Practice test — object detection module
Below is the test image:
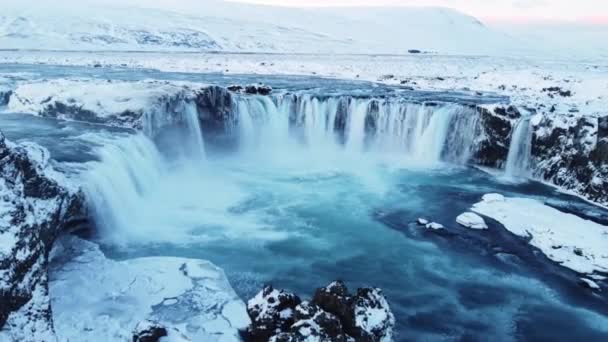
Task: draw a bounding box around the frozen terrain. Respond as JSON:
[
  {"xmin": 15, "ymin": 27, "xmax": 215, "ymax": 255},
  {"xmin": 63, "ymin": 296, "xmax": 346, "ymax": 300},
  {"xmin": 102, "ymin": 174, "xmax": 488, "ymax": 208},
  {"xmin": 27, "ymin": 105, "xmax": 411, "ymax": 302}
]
[
  {"xmin": 50, "ymin": 236, "xmax": 249, "ymax": 341},
  {"xmin": 1, "ymin": 1, "xmax": 608, "ymax": 341}
]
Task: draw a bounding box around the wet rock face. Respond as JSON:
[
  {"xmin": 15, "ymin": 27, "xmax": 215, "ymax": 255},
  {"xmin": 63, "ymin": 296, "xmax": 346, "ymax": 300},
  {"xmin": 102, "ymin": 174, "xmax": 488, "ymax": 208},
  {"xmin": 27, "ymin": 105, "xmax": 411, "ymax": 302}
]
[
  {"xmin": 0, "ymin": 132, "xmax": 86, "ymax": 340},
  {"xmin": 0, "ymin": 89, "xmax": 12, "ymax": 106},
  {"xmin": 532, "ymin": 113, "xmax": 608, "ymax": 205},
  {"xmin": 227, "ymin": 84, "xmax": 273, "ymax": 95},
  {"xmin": 472, "ymin": 106, "xmax": 514, "ymax": 167},
  {"xmin": 245, "ymin": 281, "xmax": 395, "ymax": 342},
  {"xmin": 194, "ymin": 86, "xmax": 235, "ymax": 134}
]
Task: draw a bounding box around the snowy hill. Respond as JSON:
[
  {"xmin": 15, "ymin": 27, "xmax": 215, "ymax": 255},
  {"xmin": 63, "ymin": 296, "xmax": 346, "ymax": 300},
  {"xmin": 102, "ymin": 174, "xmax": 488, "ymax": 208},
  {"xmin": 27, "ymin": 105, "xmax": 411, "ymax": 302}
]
[{"xmin": 0, "ymin": 0, "xmax": 529, "ymax": 55}]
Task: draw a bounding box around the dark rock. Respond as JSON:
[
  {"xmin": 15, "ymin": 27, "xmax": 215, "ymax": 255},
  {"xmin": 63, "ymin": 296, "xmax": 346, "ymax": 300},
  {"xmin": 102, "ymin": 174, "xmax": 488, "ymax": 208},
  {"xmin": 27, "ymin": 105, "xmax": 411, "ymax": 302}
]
[
  {"xmin": 531, "ymin": 113, "xmax": 608, "ymax": 204},
  {"xmin": 273, "ymin": 302, "xmax": 347, "ymax": 341},
  {"xmin": 408, "ymin": 49, "xmax": 422, "ymax": 54},
  {"xmin": 227, "ymin": 85, "xmax": 244, "ymax": 92},
  {"xmin": 132, "ymin": 320, "xmax": 168, "ymax": 342},
  {"xmin": 378, "ymin": 74, "xmax": 395, "ymax": 81},
  {"xmin": 542, "ymin": 86, "xmax": 572, "ymax": 97},
  {"xmin": 245, "ymin": 285, "xmax": 302, "ymax": 341},
  {"xmin": 472, "ymin": 106, "xmax": 514, "ymax": 167},
  {"xmin": 312, "ymin": 281, "xmax": 352, "ymax": 320},
  {"xmin": 194, "ymin": 86, "xmax": 234, "ymax": 134},
  {"xmin": 346, "ymin": 288, "xmax": 395, "ymax": 342},
  {"xmin": 245, "ymin": 281, "xmax": 394, "ymax": 342},
  {"xmin": 0, "ymin": 90, "xmax": 12, "ymax": 106}
]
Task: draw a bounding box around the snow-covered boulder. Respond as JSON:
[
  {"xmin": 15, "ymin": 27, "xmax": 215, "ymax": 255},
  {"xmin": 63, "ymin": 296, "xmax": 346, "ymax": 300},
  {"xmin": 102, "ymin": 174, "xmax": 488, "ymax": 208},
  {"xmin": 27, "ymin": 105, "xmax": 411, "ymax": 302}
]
[
  {"xmin": 246, "ymin": 281, "xmax": 395, "ymax": 342},
  {"xmin": 49, "ymin": 236, "xmax": 249, "ymax": 341},
  {"xmin": 132, "ymin": 320, "xmax": 168, "ymax": 342},
  {"xmin": 246, "ymin": 285, "xmax": 302, "ymax": 340},
  {"xmin": 425, "ymin": 222, "xmax": 445, "ymax": 230},
  {"xmin": 270, "ymin": 301, "xmax": 347, "ymax": 342},
  {"xmin": 456, "ymin": 212, "xmax": 488, "ymax": 230},
  {"xmin": 0, "ymin": 132, "xmax": 85, "ymax": 341}
]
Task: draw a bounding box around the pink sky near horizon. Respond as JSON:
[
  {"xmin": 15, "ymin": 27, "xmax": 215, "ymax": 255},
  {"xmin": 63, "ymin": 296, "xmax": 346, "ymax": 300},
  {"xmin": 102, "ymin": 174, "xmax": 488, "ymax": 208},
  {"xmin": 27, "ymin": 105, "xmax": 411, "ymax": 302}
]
[{"xmin": 233, "ymin": 0, "xmax": 608, "ymax": 23}]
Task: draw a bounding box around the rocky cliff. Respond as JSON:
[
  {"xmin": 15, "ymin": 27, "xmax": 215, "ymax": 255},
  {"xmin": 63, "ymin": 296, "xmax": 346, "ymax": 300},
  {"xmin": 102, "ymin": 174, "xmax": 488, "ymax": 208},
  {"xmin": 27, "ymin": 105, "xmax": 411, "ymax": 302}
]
[{"xmin": 0, "ymin": 132, "xmax": 85, "ymax": 341}]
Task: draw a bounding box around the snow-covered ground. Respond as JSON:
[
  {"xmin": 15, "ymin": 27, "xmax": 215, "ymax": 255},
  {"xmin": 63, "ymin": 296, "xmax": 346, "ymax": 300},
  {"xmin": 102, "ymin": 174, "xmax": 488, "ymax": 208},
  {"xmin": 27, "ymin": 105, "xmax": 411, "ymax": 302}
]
[
  {"xmin": 471, "ymin": 194, "xmax": 608, "ymax": 279},
  {"xmin": 2, "ymin": 51, "xmax": 605, "ymax": 119},
  {"xmin": 8, "ymin": 79, "xmax": 199, "ymax": 119}
]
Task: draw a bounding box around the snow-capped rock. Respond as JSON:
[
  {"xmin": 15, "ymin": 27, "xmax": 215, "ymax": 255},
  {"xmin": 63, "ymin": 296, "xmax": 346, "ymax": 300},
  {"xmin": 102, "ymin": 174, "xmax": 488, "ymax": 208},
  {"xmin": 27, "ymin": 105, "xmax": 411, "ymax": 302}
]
[
  {"xmin": 0, "ymin": 131, "xmax": 85, "ymax": 341},
  {"xmin": 425, "ymin": 222, "xmax": 445, "ymax": 230},
  {"xmin": 49, "ymin": 236, "xmax": 249, "ymax": 342},
  {"xmin": 417, "ymin": 218, "xmax": 429, "ymax": 225},
  {"xmin": 246, "ymin": 285, "xmax": 302, "ymax": 340},
  {"xmin": 247, "ymin": 281, "xmax": 394, "ymax": 342},
  {"xmin": 456, "ymin": 212, "xmax": 488, "ymax": 230},
  {"xmin": 132, "ymin": 320, "xmax": 168, "ymax": 342}
]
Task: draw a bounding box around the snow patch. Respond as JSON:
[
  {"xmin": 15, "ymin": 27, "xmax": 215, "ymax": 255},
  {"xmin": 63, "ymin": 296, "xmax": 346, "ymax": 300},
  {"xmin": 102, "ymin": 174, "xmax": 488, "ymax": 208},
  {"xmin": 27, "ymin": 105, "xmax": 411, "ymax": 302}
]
[
  {"xmin": 472, "ymin": 194, "xmax": 608, "ymax": 275},
  {"xmin": 456, "ymin": 212, "xmax": 488, "ymax": 230}
]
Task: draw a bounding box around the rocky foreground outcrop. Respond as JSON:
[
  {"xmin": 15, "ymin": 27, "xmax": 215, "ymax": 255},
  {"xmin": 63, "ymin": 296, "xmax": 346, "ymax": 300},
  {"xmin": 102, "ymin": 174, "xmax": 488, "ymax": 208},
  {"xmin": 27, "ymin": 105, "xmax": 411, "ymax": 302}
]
[
  {"xmin": 244, "ymin": 281, "xmax": 395, "ymax": 342},
  {"xmin": 0, "ymin": 132, "xmax": 85, "ymax": 341}
]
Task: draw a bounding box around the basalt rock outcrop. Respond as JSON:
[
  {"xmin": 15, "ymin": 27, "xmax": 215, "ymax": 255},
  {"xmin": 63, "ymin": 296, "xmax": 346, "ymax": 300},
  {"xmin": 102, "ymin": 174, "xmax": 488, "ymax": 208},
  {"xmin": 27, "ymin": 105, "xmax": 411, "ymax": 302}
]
[
  {"xmin": 531, "ymin": 112, "xmax": 608, "ymax": 204},
  {"xmin": 0, "ymin": 132, "xmax": 86, "ymax": 341},
  {"xmin": 244, "ymin": 281, "xmax": 395, "ymax": 342}
]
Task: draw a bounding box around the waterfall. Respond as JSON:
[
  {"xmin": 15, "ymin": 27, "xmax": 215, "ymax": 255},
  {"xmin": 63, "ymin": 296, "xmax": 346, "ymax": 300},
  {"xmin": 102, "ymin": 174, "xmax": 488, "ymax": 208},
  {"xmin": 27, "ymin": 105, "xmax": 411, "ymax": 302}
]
[
  {"xmin": 183, "ymin": 101, "xmax": 206, "ymax": 161},
  {"xmin": 346, "ymin": 100, "xmax": 369, "ymax": 153},
  {"xmin": 505, "ymin": 117, "xmax": 533, "ymax": 177},
  {"xmin": 84, "ymin": 133, "xmax": 165, "ymax": 237},
  {"xmin": 230, "ymin": 95, "xmax": 480, "ymax": 164}
]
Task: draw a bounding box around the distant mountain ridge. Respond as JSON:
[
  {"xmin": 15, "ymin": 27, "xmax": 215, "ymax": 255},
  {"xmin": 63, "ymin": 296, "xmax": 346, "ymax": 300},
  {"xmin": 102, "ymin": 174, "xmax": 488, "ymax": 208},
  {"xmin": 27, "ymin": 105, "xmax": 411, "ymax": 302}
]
[{"xmin": 0, "ymin": 1, "xmax": 531, "ymax": 55}]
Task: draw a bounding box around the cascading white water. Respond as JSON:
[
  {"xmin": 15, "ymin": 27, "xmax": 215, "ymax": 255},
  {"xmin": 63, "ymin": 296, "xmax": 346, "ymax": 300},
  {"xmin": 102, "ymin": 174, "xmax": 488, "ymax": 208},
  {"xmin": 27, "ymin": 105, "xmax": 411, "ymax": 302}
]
[
  {"xmin": 505, "ymin": 117, "xmax": 533, "ymax": 177},
  {"xmin": 183, "ymin": 101, "xmax": 206, "ymax": 161},
  {"xmin": 84, "ymin": 133, "xmax": 165, "ymax": 236},
  {"xmin": 346, "ymin": 100, "xmax": 369, "ymax": 153},
  {"xmin": 231, "ymin": 95, "xmax": 479, "ymax": 164}
]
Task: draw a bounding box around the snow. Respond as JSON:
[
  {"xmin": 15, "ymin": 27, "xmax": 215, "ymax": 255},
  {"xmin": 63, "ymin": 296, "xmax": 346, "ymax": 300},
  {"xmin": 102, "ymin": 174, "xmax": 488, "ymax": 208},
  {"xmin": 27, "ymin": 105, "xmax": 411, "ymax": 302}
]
[
  {"xmin": 49, "ymin": 236, "xmax": 250, "ymax": 342},
  {"xmin": 471, "ymin": 194, "xmax": 608, "ymax": 275},
  {"xmin": 2, "ymin": 51, "xmax": 605, "ymax": 122},
  {"xmin": 456, "ymin": 212, "xmax": 488, "ymax": 230},
  {"xmin": 425, "ymin": 222, "xmax": 445, "ymax": 230},
  {"xmin": 417, "ymin": 218, "xmax": 429, "ymax": 225},
  {"xmin": 581, "ymin": 278, "xmax": 600, "ymax": 290},
  {"xmin": 8, "ymin": 79, "xmax": 198, "ymax": 119}
]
